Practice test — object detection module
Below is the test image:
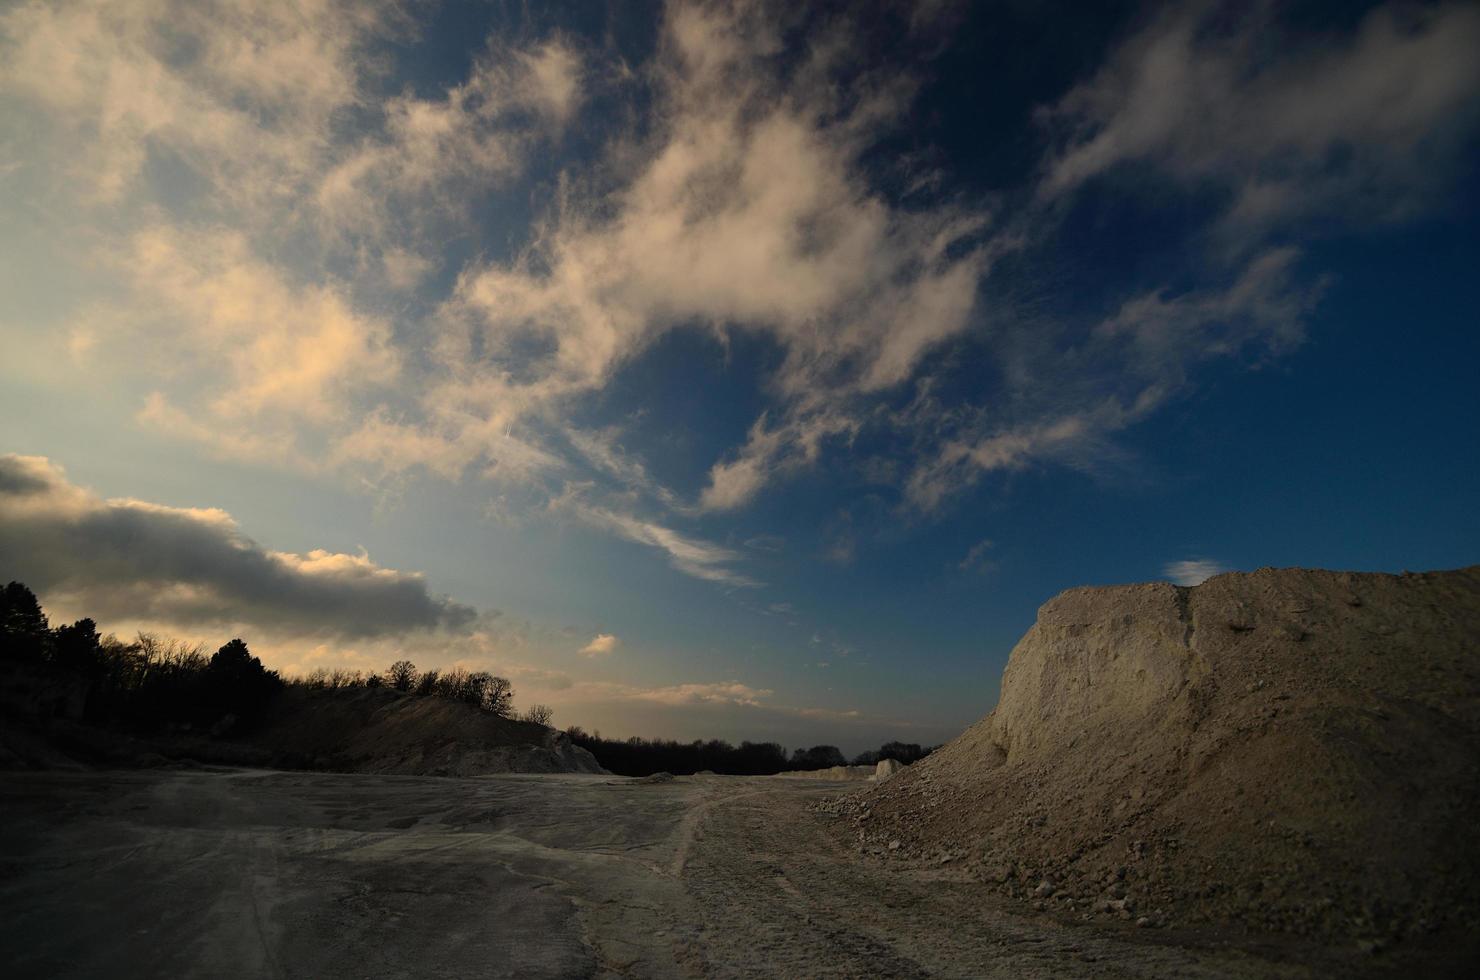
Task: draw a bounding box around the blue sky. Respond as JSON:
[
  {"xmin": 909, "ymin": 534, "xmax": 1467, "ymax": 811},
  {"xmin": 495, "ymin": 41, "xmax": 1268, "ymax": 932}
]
[{"xmin": 2, "ymin": 0, "xmax": 1478, "ymax": 752}]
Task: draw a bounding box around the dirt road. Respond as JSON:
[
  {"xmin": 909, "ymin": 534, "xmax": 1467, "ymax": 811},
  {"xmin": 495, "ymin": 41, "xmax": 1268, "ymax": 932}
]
[{"xmin": 0, "ymin": 769, "xmax": 1418, "ymax": 978}]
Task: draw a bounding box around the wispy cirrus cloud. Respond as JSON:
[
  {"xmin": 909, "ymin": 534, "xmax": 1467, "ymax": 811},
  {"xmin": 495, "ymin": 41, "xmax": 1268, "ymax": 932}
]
[
  {"xmin": 1039, "ymin": 2, "xmax": 1480, "ymax": 233},
  {"xmin": 555, "ymin": 493, "xmax": 761, "ymax": 589}
]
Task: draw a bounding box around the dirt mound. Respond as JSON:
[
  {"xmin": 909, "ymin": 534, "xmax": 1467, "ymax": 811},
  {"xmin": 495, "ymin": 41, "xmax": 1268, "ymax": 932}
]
[
  {"xmin": 874, "ymin": 758, "xmax": 903, "ymax": 781},
  {"xmin": 253, "ymin": 687, "xmax": 606, "ymax": 776},
  {"xmin": 832, "ymin": 566, "xmax": 1480, "ymax": 947}
]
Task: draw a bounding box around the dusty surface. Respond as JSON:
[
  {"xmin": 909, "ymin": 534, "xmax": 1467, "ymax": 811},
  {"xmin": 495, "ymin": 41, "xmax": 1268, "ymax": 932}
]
[
  {"xmin": 844, "ymin": 566, "xmax": 1480, "ymax": 953},
  {"xmin": 0, "ymin": 768, "xmax": 1442, "ymax": 978}
]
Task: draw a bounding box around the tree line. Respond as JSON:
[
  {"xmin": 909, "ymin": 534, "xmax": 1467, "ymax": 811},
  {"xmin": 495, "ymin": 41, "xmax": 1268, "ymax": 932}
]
[
  {"xmin": 3, "ymin": 580, "xmax": 931, "ymax": 774},
  {"xmin": 0, "ymin": 581, "xmax": 550, "ymax": 734},
  {"xmin": 296, "ymin": 657, "xmax": 554, "ymax": 726},
  {"xmin": 1, "ymin": 581, "xmax": 281, "ymax": 732},
  {"xmin": 562, "ymin": 728, "xmax": 938, "ymax": 777}
]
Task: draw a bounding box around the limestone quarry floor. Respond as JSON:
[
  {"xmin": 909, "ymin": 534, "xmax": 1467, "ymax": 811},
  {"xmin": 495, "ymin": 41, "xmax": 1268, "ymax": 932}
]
[{"xmin": 0, "ymin": 769, "xmax": 1420, "ymax": 978}]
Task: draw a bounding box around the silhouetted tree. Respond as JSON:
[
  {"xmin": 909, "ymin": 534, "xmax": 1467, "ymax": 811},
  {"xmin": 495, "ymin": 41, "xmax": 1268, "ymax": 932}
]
[
  {"xmin": 0, "ymin": 581, "xmax": 50, "ymax": 660},
  {"xmin": 52, "ymin": 618, "xmax": 101, "ymax": 672},
  {"xmin": 436, "ymin": 667, "xmax": 471, "ymax": 700},
  {"xmin": 522, "ymin": 703, "xmax": 554, "ymax": 726},
  {"xmin": 564, "ymin": 731, "xmax": 793, "ymax": 777},
  {"xmin": 481, "ymin": 675, "xmax": 514, "ymax": 717},
  {"xmin": 204, "ymin": 638, "xmax": 281, "ymax": 723},
  {"xmin": 461, "ymin": 670, "xmax": 488, "ymax": 706},
  {"xmin": 387, "ymin": 660, "xmax": 417, "ymax": 691},
  {"xmin": 790, "ymin": 744, "xmax": 847, "ymax": 770},
  {"xmin": 414, "ymin": 668, "xmax": 439, "ymax": 695}
]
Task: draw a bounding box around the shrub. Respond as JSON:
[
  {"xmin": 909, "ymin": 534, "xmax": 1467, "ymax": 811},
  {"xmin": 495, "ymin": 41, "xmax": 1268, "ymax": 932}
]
[{"xmin": 522, "ymin": 703, "xmax": 554, "ymax": 726}]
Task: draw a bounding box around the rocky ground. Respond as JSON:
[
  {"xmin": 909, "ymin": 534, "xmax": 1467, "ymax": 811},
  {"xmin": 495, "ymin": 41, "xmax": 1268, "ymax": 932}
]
[{"xmin": 2, "ymin": 767, "xmax": 1464, "ymax": 978}]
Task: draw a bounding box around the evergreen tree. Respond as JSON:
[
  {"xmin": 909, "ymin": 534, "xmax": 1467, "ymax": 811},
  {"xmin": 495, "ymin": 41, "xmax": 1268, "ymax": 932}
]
[{"xmin": 0, "ymin": 581, "xmax": 51, "ymax": 660}]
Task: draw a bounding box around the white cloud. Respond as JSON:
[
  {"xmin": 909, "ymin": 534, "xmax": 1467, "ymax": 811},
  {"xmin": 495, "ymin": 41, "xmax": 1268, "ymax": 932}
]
[
  {"xmin": 0, "ymin": 0, "xmax": 384, "ymax": 207},
  {"xmin": 356, "ymin": 0, "xmax": 997, "ymax": 509},
  {"xmin": 579, "ymin": 633, "xmax": 619, "ymax": 657},
  {"xmin": 1164, "ymin": 559, "xmax": 1228, "ymax": 587},
  {"xmin": 1, "ymin": 0, "xmax": 587, "ymax": 480},
  {"xmin": 123, "ymin": 223, "xmax": 396, "ymax": 413},
  {"xmin": 699, "ymin": 410, "xmax": 859, "ymax": 512}
]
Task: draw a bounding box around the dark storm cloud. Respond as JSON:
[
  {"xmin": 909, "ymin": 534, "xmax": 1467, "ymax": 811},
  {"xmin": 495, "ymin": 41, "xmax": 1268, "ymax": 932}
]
[{"xmin": 0, "ymin": 455, "xmax": 476, "ymax": 637}]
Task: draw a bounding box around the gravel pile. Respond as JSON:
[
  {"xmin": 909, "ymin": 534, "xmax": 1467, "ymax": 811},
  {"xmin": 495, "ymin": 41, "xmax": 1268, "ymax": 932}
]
[{"xmin": 825, "ymin": 566, "xmax": 1480, "ymax": 950}]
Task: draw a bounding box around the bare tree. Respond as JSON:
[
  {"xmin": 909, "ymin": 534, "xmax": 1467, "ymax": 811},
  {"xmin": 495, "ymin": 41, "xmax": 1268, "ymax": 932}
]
[
  {"xmin": 522, "ymin": 703, "xmax": 554, "ymax": 726},
  {"xmin": 481, "ymin": 675, "xmax": 514, "ymax": 717},
  {"xmin": 436, "ymin": 667, "xmax": 470, "ymax": 700},
  {"xmin": 387, "ymin": 660, "xmax": 417, "ymax": 691}
]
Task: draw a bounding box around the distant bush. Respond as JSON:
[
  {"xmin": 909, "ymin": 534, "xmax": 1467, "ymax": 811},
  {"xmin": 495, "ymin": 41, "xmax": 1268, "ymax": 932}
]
[
  {"xmin": 564, "ymin": 731, "xmax": 941, "ymax": 778},
  {"xmin": 565, "ymin": 731, "xmax": 790, "ymax": 777},
  {"xmin": 790, "ymin": 744, "xmax": 847, "ymax": 770},
  {"xmin": 522, "ymin": 703, "xmax": 554, "ymax": 726}
]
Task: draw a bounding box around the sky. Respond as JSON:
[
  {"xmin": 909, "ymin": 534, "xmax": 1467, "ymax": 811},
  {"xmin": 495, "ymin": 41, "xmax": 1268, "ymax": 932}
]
[{"xmin": 2, "ymin": 0, "xmax": 1478, "ymax": 754}]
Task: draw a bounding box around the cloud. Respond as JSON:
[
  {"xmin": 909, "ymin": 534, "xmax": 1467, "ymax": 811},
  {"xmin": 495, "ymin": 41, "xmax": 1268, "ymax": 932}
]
[
  {"xmin": 623, "ymin": 680, "xmax": 772, "ymax": 708},
  {"xmin": 314, "ymin": 37, "xmax": 584, "ymax": 242},
  {"xmin": 0, "ymin": 0, "xmax": 578, "ymax": 237},
  {"xmin": 552, "ymin": 488, "xmax": 760, "ymax": 588},
  {"xmin": 699, "ymin": 410, "xmax": 859, "ymax": 512},
  {"xmin": 1164, "ymin": 559, "xmax": 1228, "ymax": 587},
  {"xmin": 0, "ymin": 455, "xmax": 475, "ymax": 638},
  {"xmin": 1040, "ymin": 2, "xmax": 1480, "ymax": 234},
  {"xmin": 904, "ymin": 248, "xmax": 1324, "ymax": 511},
  {"xmin": 361, "ymin": 0, "xmax": 995, "ymax": 508},
  {"xmin": 0, "ymin": 0, "xmax": 387, "ymax": 207},
  {"xmin": 6, "ymin": 0, "xmax": 1479, "ymax": 577},
  {"xmin": 579, "ymin": 633, "xmax": 619, "ymax": 657},
  {"xmin": 102, "ymin": 226, "xmax": 399, "ymax": 460},
  {"xmin": 562, "ymin": 427, "xmax": 681, "ymax": 510},
  {"xmin": 1, "ymin": 0, "xmax": 585, "ymax": 476},
  {"xmin": 958, "ymin": 539, "xmax": 994, "ymax": 572}
]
